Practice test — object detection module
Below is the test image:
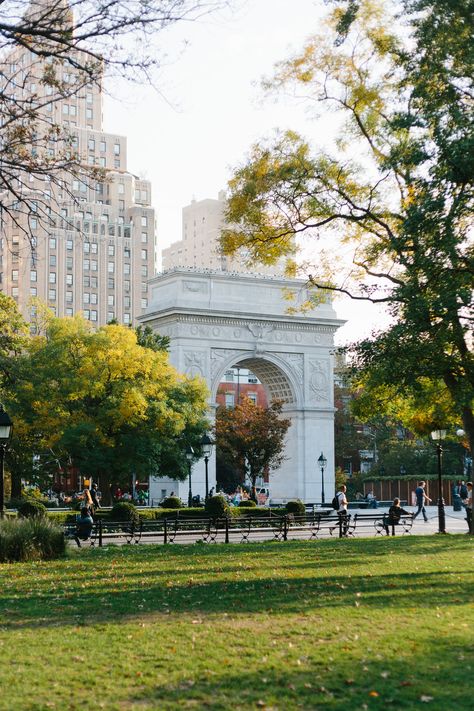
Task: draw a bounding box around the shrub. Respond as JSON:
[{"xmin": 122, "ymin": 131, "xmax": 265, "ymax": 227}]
[
  {"xmin": 17, "ymin": 499, "xmax": 47, "ymax": 519},
  {"xmin": 110, "ymin": 501, "xmax": 139, "ymax": 523},
  {"xmin": 161, "ymin": 496, "xmax": 182, "ymax": 509},
  {"xmin": 286, "ymin": 499, "xmax": 305, "ymax": 516},
  {"xmin": 205, "ymin": 495, "xmax": 230, "ymax": 519},
  {"xmin": 238, "ymin": 499, "xmax": 257, "ymax": 508},
  {"xmin": 0, "ymin": 518, "xmax": 65, "ymax": 563}
]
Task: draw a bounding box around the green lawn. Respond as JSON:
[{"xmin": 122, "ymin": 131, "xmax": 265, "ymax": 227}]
[{"xmin": 0, "ymin": 536, "xmax": 472, "ymax": 710}]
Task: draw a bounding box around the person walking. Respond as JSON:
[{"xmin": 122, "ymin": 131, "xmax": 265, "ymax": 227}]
[
  {"xmin": 464, "ymin": 482, "xmax": 472, "ymax": 534},
  {"xmin": 413, "ymin": 481, "xmax": 431, "ymax": 522},
  {"xmin": 90, "ymin": 483, "xmax": 101, "ymax": 511}
]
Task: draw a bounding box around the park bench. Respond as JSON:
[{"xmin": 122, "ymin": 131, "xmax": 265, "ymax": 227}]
[
  {"xmin": 347, "ymin": 512, "xmax": 413, "ymax": 537},
  {"xmin": 65, "ymin": 518, "xmax": 142, "ymax": 546}
]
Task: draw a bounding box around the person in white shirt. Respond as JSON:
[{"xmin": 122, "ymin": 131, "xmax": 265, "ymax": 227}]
[{"xmin": 337, "ymin": 485, "xmax": 349, "ymax": 534}]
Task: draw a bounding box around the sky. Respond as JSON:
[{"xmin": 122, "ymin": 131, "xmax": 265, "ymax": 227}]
[{"xmin": 104, "ymin": 0, "xmax": 387, "ymax": 345}]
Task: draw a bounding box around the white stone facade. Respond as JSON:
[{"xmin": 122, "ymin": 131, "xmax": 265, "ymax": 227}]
[{"xmin": 141, "ymin": 268, "xmax": 344, "ymax": 503}]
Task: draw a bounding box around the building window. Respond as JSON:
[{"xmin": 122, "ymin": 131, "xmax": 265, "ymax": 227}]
[
  {"xmin": 248, "ymin": 393, "xmax": 258, "ymax": 404},
  {"xmin": 49, "ymin": 236, "xmax": 56, "ymax": 249},
  {"xmin": 141, "ymin": 249, "xmax": 147, "ymax": 260},
  {"xmin": 91, "ymin": 243, "xmax": 98, "ymax": 254},
  {"xmin": 90, "ymin": 293, "xmax": 98, "ymax": 305},
  {"xmin": 124, "ymin": 263, "xmax": 130, "ymax": 274},
  {"xmin": 119, "ymin": 200, "xmax": 125, "ymax": 211},
  {"xmin": 107, "ymin": 312, "xmax": 114, "ymax": 322},
  {"xmin": 124, "ymin": 296, "xmax": 131, "ymax": 308},
  {"xmin": 124, "ymin": 280, "xmax": 130, "ymax": 291},
  {"xmin": 30, "ymin": 270, "xmax": 37, "ymax": 282},
  {"xmin": 66, "ymin": 257, "xmax": 73, "ymax": 269},
  {"xmin": 31, "ymin": 217, "xmax": 38, "ymax": 229},
  {"xmin": 114, "ymin": 143, "xmax": 120, "ymax": 155},
  {"xmin": 66, "ymin": 274, "xmax": 73, "ymax": 286},
  {"xmin": 141, "ymin": 216, "xmax": 147, "ymax": 227},
  {"xmin": 108, "ymin": 295, "xmax": 114, "ymax": 306},
  {"xmin": 141, "ymin": 298, "xmax": 148, "ymax": 309},
  {"xmin": 225, "ymin": 393, "xmax": 235, "ymax": 408},
  {"xmin": 49, "ymin": 272, "xmax": 56, "ymax": 284},
  {"xmin": 88, "ymin": 138, "xmax": 95, "ymax": 151},
  {"xmin": 91, "ymin": 276, "xmax": 97, "ymax": 288},
  {"xmin": 48, "ymin": 289, "xmax": 56, "ymax": 301},
  {"xmin": 118, "ymin": 183, "xmax": 124, "ymax": 194},
  {"xmin": 12, "ymin": 287, "xmax": 19, "ymax": 298},
  {"xmin": 86, "ymin": 108, "xmax": 93, "ymax": 119},
  {"xmin": 99, "ymin": 141, "xmax": 106, "ymax": 152},
  {"xmin": 30, "ymin": 287, "xmax": 37, "ymax": 296},
  {"xmin": 66, "ymin": 291, "xmax": 73, "ymax": 303},
  {"xmin": 123, "ymin": 313, "xmax": 131, "ymax": 324},
  {"xmin": 83, "ymin": 259, "xmax": 90, "ymax": 270},
  {"xmin": 114, "ymin": 159, "xmax": 120, "ymax": 168},
  {"xmin": 108, "ymin": 277, "xmax": 115, "ymax": 289},
  {"xmin": 66, "ymin": 308, "xmax": 73, "ymax": 317},
  {"xmin": 84, "ymin": 309, "xmax": 90, "ymax": 320},
  {"xmin": 141, "ymin": 282, "xmax": 147, "ymax": 292},
  {"xmin": 49, "ymin": 255, "xmax": 56, "ymax": 266},
  {"xmin": 141, "ymin": 265, "xmax": 148, "ymax": 277},
  {"xmin": 83, "ymin": 293, "xmax": 90, "ymax": 304},
  {"xmin": 91, "ymin": 260, "xmax": 97, "ymax": 271},
  {"xmin": 66, "ymin": 239, "xmax": 73, "ymax": 250},
  {"xmin": 84, "ymin": 242, "xmax": 90, "ymax": 253},
  {"xmin": 91, "ymin": 310, "xmax": 97, "ymax": 322},
  {"xmin": 108, "ymin": 245, "xmax": 115, "ymax": 256},
  {"xmin": 141, "ymin": 232, "xmax": 148, "ymax": 243}
]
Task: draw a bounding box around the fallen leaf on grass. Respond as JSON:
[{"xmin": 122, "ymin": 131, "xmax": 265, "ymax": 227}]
[
  {"xmin": 369, "ymin": 690, "xmax": 379, "ymax": 697},
  {"xmin": 420, "ymin": 696, "xmax": 434, "ymax": 703}
]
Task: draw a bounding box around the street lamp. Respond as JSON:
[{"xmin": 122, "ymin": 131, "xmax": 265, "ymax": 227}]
[
  {"xmin": 431, "ymin": 429, "xmax": 447, "ymax": 534},
  {"xmin": 0, "ymin": 406, "xmax": 13, "ymax": 519},
  {"xmin": 185, "ymin": 445, "xmax": 194, "ymax": 508},
  {"xmin": 318, "ymin": 451, "xmax": 327, "ymax": 505},
  {"xmin": 200, "ymin": 433, "xmax": 214, "ymax": 502}
]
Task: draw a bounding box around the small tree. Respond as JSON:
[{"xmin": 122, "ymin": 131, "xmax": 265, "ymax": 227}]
[{"xmin": 215, "ymin": 399, "xmax": 291, "ymax": 496}]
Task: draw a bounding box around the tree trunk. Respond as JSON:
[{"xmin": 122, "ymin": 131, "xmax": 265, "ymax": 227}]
[{"xmin": 99, "ymin": 470, "xmax": 113, "ymax": 506}]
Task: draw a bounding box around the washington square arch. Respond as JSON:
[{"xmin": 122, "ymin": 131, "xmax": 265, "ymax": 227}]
[{"xmin": 140, "ymin": 268, "xmax": 344, "ymax": 504}]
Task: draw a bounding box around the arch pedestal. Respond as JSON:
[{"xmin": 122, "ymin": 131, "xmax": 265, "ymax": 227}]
[{"xmin": 140, "ymin": 269, "xmax": 344, "ymax": 504}]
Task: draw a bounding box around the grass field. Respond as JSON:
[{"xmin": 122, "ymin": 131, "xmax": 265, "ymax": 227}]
[{"xmin": 0, "ymin": 536, "xmax": 472, "ymax": 710}]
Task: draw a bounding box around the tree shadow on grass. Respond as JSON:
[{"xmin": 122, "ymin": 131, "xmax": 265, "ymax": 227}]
[
  {"xmin": 124, "ymin": 635, "xmax": 471, "ymax": 710},
  {"xmin": 0, "ymin": 563, "xmax": 471, "ymax": 631}
]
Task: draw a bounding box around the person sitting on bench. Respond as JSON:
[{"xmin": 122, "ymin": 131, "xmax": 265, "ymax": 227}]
[
  {"xmin": 74, "ymin": 507, "xmax": 94, "ymax": 547},
  {"xmin": 383, "ymin": 498, "xmax": 413, "ymax": 535}
]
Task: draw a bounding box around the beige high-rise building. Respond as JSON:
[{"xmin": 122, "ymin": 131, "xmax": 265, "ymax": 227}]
[
  {"xmin": 162, "ymin": 191, "xmax": 235, "ymax": 272},
  {"xmin": 161, "ymin": 191, "xmax": 280, "ymax": 275},
  {"xmin": 0, "ymin": 14, "xmax": 155, "ymax": 328}
]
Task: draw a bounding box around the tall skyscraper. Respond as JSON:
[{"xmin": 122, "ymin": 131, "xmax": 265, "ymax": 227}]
[
  {"xmin": 161, "ymin": 190, "xmax": 284, "ymax": 276},
  {"xmin": 0, "ymin": 3, "xmax": 155, "ymax": 328}
]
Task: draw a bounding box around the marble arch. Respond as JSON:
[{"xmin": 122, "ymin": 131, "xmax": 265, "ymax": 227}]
[{"xmin": 140, "ymin": 268, "xmax": 344, "ymax": 504}]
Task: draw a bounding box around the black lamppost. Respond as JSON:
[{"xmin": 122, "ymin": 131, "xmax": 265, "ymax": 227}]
[
  {"xmin": 200, "ymin": 434, "xmax": 213, "ymax": 502},
  {"xmin": 318, "ymin": 451, "xmax": 327, "ymax": 505},
  {"xmin": 0, "ymin": 406, "xmax": 13, "ymax": 519},
  {"xmin": 431, "ymin": 429, "xmax": 447, "ymax": 534},
  {"xmin": 186, "ymin": 446, "xmax": 194, "ymax": 508}
]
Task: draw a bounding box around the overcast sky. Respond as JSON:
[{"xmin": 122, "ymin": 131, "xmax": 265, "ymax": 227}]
[{"xmin": 104, "ymin": 0, "xmax": 387, "ymax": 344}]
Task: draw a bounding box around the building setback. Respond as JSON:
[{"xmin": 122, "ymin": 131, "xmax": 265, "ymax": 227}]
[{"xmin": 0, "ymin": 26, "xmax": 155, "ymax": 327}]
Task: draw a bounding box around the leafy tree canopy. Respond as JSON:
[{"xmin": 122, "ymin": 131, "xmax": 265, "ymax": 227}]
[
  {"xmin": 214, "ymin": 398, "xmax": 291, "ymax": 489},
  {"xmin": 2, "ymin": 312, "xmax": 209, "ymax": 499},
  {"xmin": 221, "ymin": 0, "xmax": 473, "ymax": 452}
]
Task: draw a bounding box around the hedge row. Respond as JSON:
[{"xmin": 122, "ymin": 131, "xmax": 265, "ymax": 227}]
[{"xmin": 46, "ymin": 505, "xmax": 286, "ymax": 524}]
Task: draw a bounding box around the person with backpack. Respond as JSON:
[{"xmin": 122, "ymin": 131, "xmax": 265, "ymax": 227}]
[
  {"xmin": 413, "ymin": 481, "xmax": 431, "ymax": 522},
  {"xmin": 333, "ymin": 484, "xmax": 349, "ymax": 535}
]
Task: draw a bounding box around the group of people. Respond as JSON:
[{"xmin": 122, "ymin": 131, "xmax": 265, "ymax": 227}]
[{"xmin": 334, "ymin": 479, "xmax": 473, "ymax": 535}]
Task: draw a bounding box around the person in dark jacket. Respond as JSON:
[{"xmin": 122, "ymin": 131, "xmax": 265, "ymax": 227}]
[
  {"xmin": 90, "ymin": 483, "xmax": 101, "ymax": 510},
  {"xmin": 74, "ymin": 507, "xmax": 94, "ymax": 547},
  {"xmin": 384, "ymin": 498, "xmax": 413, "ymax": 535}
]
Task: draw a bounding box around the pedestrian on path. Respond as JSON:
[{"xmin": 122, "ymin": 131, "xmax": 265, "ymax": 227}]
[
  {"xmin": 413, "ymin": 481, "xmax": 431, "ymax": 522},
  {"xmin": 464, "ymin": 482, "xmax": 472, "ymax": 534},
  {"xmin": 336, "ymin": 484, "xmax": 349, "ymax": 535}
]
